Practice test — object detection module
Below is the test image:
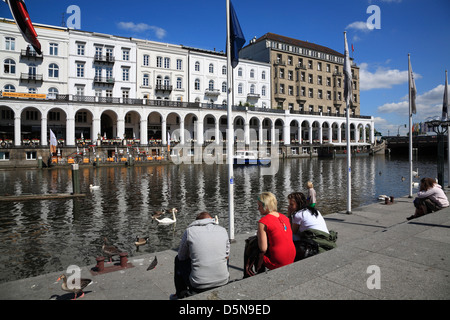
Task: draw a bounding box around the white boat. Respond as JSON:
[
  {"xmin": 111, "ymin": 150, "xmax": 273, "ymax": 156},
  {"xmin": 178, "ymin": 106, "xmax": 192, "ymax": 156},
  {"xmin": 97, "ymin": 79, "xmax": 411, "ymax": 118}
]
[{"xmin": 233, "ymin": 150, "xmax": 270, "ymax": 165}]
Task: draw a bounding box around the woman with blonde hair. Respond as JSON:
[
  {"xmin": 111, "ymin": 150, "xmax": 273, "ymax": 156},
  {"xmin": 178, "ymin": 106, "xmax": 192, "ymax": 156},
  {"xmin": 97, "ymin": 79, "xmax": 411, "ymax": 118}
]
[{"xmin": 255, "ymin": 192, "xmax": 296, "ymax": 271}]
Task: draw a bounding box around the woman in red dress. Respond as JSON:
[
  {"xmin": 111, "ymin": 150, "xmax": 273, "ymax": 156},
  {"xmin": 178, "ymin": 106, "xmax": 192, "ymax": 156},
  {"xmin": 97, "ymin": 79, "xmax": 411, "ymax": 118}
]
[{"xmin": 257, "ymin": 192, "xmax": 296, "ymax": 270}]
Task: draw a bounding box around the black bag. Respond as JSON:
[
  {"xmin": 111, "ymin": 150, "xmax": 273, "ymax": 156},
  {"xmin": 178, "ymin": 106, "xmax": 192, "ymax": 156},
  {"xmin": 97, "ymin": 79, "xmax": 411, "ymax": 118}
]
[
  {"xmin": 243, "ymin": 236, "xmax": 265, "ymax": 278},
  {"xmin": 293, "ymin": 238, "xmax": 319, "ymax": 261}
]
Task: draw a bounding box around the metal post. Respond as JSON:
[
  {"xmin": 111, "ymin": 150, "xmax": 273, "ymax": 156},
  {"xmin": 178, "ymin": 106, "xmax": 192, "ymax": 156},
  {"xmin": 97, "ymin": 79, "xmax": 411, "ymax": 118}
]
[{"xmin": 72, "ymin": 163, "xmax": 80, "ymax": 194}]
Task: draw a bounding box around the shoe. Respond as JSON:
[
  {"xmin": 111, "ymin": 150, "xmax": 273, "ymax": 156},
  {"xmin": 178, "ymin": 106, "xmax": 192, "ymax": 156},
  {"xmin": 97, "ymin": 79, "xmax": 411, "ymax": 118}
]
[
  {"xmin": 169, "ymin": 294, "xmax": 178, "ymax": 300},
  {"xmin": 406, "ymin": 215, "xmax": 415, "ymax": 221}
]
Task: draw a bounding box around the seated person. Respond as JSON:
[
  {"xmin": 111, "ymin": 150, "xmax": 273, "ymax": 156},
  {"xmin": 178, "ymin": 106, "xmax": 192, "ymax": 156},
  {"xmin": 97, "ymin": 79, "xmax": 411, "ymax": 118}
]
[
  {"xmin": 287, "ymin": 192, "xmax": 337, "ymax": 259},
  {"xmin": 408, "ymin": 177, "xmax": 449, "ymax": 220},
  {"xmin": 256, "ymin": 192, "xmax": 296, "ymax": 272},
  {"xmin": 171, "ymin": 212, "xmax": 230, "ymax": 299}
]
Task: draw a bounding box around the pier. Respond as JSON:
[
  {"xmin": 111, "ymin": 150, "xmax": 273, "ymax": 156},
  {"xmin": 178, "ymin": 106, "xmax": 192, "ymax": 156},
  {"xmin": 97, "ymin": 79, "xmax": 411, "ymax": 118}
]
[{"xmin": 0, "ymin": 190, "xmax": 448, "ymax": 301}]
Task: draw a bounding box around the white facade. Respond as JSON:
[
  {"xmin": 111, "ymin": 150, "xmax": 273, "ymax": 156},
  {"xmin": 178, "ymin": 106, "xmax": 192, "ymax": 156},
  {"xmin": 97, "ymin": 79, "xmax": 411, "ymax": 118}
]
[
  {"xmin": 134, "ymin": 38, "xmax": 187, "ymax": 102},
  {"xmin": 68, "ymin": 29, "xmax": 137, "ymax": 99},
  {"xmin": 186, "ymin": 47, "xmax": 271, "ymax": 109},
  {"xmin": 0, "ymin": 18, "xmax": 69, "ymax": 97}
]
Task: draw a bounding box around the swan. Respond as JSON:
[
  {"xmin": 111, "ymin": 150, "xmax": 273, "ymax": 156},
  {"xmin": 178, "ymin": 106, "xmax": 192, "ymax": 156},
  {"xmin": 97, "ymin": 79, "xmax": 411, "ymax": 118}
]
[
  {"xmin": 378, "ymin": 195, "xmax": 389, "ymax": 201},
  {"xmin": 89, "ymin": 184, "xmax": 100, "ymax": 190},
  {"xmin": 155, "ymin": 208, "xmax": 177, "ymax": 225}
]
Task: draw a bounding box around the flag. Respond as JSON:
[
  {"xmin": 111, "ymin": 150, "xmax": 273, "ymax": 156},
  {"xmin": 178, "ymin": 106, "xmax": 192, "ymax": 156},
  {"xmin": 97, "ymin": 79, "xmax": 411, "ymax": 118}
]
[
  {"xmin": 408, "ymin": 55, "xmax": 417, "ymax": 114},
  {"xmin": 351, "ymin": 44, "xmax": 354, "ymax": 53},
  {"xmin": 443, "ymin": 70, "xmax": 448, "ymax": 120},
  {"xmin": 343, "ymin": 32, "xmax": 353, "ymax": 109},
  {"xmin": 50, "ymin": 129, "xmax": 57, "ymax": 154},
  {"xmin": 5, "ymin": 0, "xmax": 41, "ymax": 54},
  {"xmin": 229, "ymin": 1, "xmax": 245, "ymax": 68}
]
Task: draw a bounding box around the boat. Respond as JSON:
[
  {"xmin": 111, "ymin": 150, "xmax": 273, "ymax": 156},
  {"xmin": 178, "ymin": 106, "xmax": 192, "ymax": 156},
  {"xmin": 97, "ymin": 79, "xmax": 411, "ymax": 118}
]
[{"xmin": 233, "ymin": 150, "xmax": 270, "ymax": 165}]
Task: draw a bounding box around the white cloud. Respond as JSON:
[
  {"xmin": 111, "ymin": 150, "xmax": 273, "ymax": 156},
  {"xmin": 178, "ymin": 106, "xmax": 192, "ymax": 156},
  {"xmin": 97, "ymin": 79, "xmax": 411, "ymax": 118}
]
[
  {"xmin": 346, "ymin": 21, "xmax": 371, "ymax": 33},
  {"xmin": 117, "ymin": 22, "xmax": 167, "ymax": 39},
  {"xmin": 359, "ymin": 62, "xmax": 419, "ymax": 91},
  {"xmin": 377, "ymin": 84, "xmax": 448, "ymax": 121}
]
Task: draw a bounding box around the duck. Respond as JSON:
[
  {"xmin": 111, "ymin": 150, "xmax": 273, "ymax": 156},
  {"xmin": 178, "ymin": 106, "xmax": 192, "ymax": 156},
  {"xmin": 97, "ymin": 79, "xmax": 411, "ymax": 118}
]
[
  {"xmin": 89, "ymin": 184, "xmax": 100, "ymax": 190},
  {"xmin": 155, "ymin": 208, "xmax": 177, "ymax": 225},
  {"xmin": 152, "ymin": 209, "xmax": 166, "ymax": 219},
  {"xmin": 57, "ymin": 274, "xmax": 92, "ymax": 300},
  {"xmin": 102, "ymin": 237, "xmax": 121, "ymax": 262},
  {"xmin": 412, "ymin": 168, "xmax": 419, "ymax": 178},
  {"xmin": 135, "ymin": 236, "xmax": 149, "ymax": 252},
  {"xmin": 412, "ymin": 182, "xmax": 419, "ymax": 188}
]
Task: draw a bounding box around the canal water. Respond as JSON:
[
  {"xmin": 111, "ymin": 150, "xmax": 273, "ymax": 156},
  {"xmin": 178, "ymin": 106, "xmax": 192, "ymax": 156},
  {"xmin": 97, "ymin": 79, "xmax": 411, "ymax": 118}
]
[{"xmin": 0, "ymin": 154, "xmax": 445, "ymax": 283}]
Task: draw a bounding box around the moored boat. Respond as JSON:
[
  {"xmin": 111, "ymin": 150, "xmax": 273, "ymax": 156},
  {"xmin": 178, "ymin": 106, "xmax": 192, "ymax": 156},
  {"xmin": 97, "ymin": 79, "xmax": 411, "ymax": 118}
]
[{"xmin": 233, "ymin": 150, "xmax": 270, "ymax": 165}]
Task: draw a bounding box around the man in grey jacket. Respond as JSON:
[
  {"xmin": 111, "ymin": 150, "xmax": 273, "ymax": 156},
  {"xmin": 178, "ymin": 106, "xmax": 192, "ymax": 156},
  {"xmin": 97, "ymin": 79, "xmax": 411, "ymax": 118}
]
[{"xmin": 171, "ymin": 211, "xmax": 230, "ymax": 299}]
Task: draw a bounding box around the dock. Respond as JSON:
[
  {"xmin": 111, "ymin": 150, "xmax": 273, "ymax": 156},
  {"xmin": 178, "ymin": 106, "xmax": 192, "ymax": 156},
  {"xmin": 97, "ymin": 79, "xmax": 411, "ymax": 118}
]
[
  {"xmin": 0, "ymin": 193, "xmax": 86, "ymax": 202},
  {"xmin": 0, "ymin": 190, "xmax": 449, "ymax": 303}
]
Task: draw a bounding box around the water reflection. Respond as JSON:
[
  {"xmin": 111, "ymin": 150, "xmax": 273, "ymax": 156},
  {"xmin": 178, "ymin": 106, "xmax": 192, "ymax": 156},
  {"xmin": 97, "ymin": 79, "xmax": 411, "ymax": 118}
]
[{"xmin": 0, "ymin": 155, "xmax": 444, "ymax": 283}]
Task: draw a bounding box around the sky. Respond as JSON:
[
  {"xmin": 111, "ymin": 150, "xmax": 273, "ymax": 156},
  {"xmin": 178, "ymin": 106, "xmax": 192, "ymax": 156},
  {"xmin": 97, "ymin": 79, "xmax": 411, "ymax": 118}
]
[{"xmin": 1, "ymin": 0, "xmax": 449, "ymax": 136}]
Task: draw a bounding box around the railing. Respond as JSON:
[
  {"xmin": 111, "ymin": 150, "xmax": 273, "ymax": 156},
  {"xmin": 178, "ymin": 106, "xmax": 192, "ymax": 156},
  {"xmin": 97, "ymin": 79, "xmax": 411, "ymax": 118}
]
[
  {"xmin": 94, "ymin": 76, "xmax": 115, "ymax": 85},
  {"xmin": 20, "ymin": 73, "xmax": 43, "ymax": 82},
  {"xmin": 0, "ymin": 93, "xmax": 372, "ymax": 119},
  {"xmin": 20, "ymin": 49, "xmax": 43, "ymax": 59},
  {"xmin": 94, "ymin": 55, "xmax": 115, "ymax": 63}
]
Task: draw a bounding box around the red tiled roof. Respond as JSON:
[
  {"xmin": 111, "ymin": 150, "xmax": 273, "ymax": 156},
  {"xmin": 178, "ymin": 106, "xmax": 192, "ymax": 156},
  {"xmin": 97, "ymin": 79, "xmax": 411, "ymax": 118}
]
[{"xmin": 250, "ymin": 32, "xmax": 344, "ymax": 58}]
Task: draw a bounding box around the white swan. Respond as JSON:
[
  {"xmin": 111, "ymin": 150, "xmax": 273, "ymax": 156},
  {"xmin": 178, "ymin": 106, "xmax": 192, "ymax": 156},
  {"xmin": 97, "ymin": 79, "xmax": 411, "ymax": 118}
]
[
  {"xmin": 155, "ymin": 208, "xmax": 177, "ymax": 225},
  {"xmin": 89, "ymin": 184, "xmax": 100, "ymax": 190}
]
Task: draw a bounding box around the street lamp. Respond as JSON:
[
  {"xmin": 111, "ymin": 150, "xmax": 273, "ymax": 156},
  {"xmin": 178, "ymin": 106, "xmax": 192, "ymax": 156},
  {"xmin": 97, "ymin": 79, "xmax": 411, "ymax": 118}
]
[
  {"xmin": 397, "ymin": 124, "xmax": 406, "ymax": 136},
  {"xmin": 425, "ymin": 117, "xmax": 450, "ymax": 188}
]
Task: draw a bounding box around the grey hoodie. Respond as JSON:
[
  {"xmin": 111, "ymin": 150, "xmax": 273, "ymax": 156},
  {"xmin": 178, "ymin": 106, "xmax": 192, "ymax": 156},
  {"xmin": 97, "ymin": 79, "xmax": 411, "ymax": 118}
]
[{"xmin": 178, "ymin": 218, "xmax": 230, "ymax": 289}]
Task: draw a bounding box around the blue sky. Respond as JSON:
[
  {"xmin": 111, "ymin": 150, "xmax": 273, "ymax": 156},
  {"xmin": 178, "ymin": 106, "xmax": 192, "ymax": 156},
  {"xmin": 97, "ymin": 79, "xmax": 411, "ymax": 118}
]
[{"xmin": 2, "ymin": 0, "xmax": 449, "ymax": 136}]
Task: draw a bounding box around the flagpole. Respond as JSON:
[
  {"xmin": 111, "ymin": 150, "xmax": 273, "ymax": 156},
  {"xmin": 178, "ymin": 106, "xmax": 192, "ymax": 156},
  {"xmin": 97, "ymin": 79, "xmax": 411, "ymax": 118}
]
[
  {"xmin": 226, "ymin": 0, "xmax": 235, "ymax": 241},
  {"xmin": 444, "ymin": 70, "xmax": 450, "ymax": 188},
  {"xmin": 408, "ymin": 54, "xmax": 413, "ymax": 197},
  {"xmin": 344, "ymin": 32, "xmax": 352, "ymax": 214}
]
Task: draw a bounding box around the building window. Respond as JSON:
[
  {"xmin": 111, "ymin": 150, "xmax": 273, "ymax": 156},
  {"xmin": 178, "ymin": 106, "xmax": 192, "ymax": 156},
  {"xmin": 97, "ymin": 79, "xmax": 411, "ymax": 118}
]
[
  {"xmin": 176, "ymin": 77, "xmax": 182, "ymax": 89},
  {"xmin": 288, "ymin": 86, "xmax": 293, "ymax": 95},
  {"xmin": 262, "ymin": 71, "xmax": 266, "ymax": 80},
  {"xmin": 317, "ymin": 62, "xmax": 322, "ymax": 71},
  {"xmin": 5, "ymin": 37, "xmax": 15, "ymax": 51},
  {"xmin": 143, "ymin": 54, "xmax": 149, "ymax": 66},
  {"xmin": 48, "ymin": 63, "xmax": 59, "ymax": 78},
  {"xmin": 262, "ymin": 85, "xmax": 266, "ymax": 96},
  {"xmin": 222, "ymin": 82, "xmax": 227, "ymax": 93},
  {"xmin": 77, "ymin": 43, "xmax": 85, "ymax": 55},
  {"xmin": 194, "ymin": 79, "xmax": 200, "ymax": 91},
  {"xmin": 157, "ymin": 56, "xmax": 162, "ymax": 68},
  {"xmin": 76, "ymin": 63, "xmax": 84, "ymax": 77},
  {"xmin": 308, "ymin": 60, "xmax": 313, "ymax": 69},
  {"xmin": 122, "ymin": 49, "xmax": 130, "ymax": 61},
  {"xmin": 0, "ymin": 152, "xmax": 10, "ymax": 161},
  {"xmin": 209, "ymin": 63, "xmax": 214, "ymax": 73},
  {"xmin": 48, "ymin": 87, "xmax": 59, "ymax": 97},
  {"xmin": 177, "ymin": 59, "xmax": 182, "ymax": 70},
  {"xmin": 250, "ymin": 69, "xmax": 255, "ymax": 78},
  {"xmin": 279, "ymin": 84, "xmax": 285, "ymax": 94},
  {"xmin": 4, "ymin": 59, "xmax": 15, "ymax": 74},
  {"xmin": 49, "ymin": 43, "xmax": 58, "ymax": 56},
  {"xmin": 3, "ymin": 84, "xmax": 15, "ymax": 92},
  {"xmin": 122, "ymin": 67, "xmax": 129, "ymax": 81},
  {"xmin": 122, "ymin": 90, "xmax": 129, "ymax": 99},
  {"xmin": 318, "ymin": 75, "xmax": 322, "ymax": 85},
  {"xmin": 222, "ymin": 65, "xmax": 227, "ymax": 75},
  {"xmin": 164, "ymin": 76, "xmax": 170, "ymax": 86},
  {"xmin": 143, "ymin": 74, "xmax": 149, "ymax": 87},
  {"xmin": 26, "ymin": 151, "xmax": 37, "ymax": 160},
  {"xmin": 238, "ymin": 83, "xmax": 243, "ymax": 94},
  {"xmin": 49, "ymin": 111, "xmax": 60, "ymax": 121},
  {"xmin": 238, "ymin": 68, "xmax": 243, "ymax": 77},
  {"xmin": 76, "ymin": 86, "xmax": 84, "ymax": 96},
  {"xmin": 208, "ymin": 80, "xmax": 214, "ymax": 91},
  {"xmin": 308, "ymin": 88, "xmax": 313, "ymax": 98},
  {"xmin": 164, "ymin": 57, "xmax": 170, "ymax": 69},
  {"xmin": 250, "ymin": 84, "xmax": 255, "ymax": 94},
  {"xmin": 195, "ymin": 61, "xmax": 200, "ymax": 71},
  {"xmin": 28, "ymin": 88, "xmax": 37, "ymax": 94}
]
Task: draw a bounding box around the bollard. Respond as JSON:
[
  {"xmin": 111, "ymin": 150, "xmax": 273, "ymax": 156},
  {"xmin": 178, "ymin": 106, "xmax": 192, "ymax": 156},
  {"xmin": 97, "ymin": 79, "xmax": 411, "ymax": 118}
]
[
  {"xmin": 95, "ymin": 256, "xmax": 105, "ymax": 272},
  {"xmin": 390, "ymin": 196, "xmax": 394, "ymax": 203},
  {"xmin": 119, "ymin": 252, "xmax": 128, "ymax": 268},
  {"xmin": 72, "ymin": 163, "xmax": 80, "ymax": 194},
  {"xmin": 37, "ymin": 156, "xmax": 42, "ymax": 169},
  {"xmin": 384, "ymin": 197, "xmax": 390, "ymax": 205}
]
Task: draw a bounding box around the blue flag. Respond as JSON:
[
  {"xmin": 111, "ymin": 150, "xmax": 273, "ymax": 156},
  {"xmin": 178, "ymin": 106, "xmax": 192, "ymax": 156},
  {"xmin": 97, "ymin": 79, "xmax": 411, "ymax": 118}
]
[{"xmin": 229, "ymin": 1, "xmax": 245, "ymax": 68}]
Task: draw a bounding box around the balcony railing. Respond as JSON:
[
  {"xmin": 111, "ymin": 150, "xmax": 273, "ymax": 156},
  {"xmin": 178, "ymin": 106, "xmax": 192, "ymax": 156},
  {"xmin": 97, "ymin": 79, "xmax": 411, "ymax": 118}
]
[
  {"xmin": 20, "ymin": 73, "xmax": 43, "ymax": 82},
  {"xmin": 94, "ymin": 54, "xmax": 115, "ymax": 64},
  {"xmin": 155, "ymin": 84, "xmax": 173, "ymax": 92},
  {"xmin": 20, "ymin": 49, "xmax": 43, "ymax": 60},
  {"xmin": 94, "ymin": 76, "xmax": 115, "ymax": 85}
]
